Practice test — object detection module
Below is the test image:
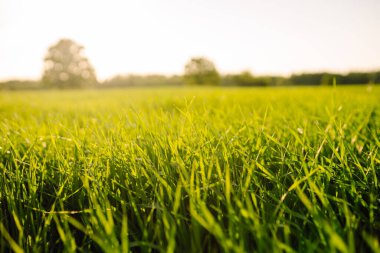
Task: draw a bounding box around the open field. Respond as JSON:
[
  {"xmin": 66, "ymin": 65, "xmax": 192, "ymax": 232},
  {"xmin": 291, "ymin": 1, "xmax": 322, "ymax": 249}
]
[{"xmin": 0, "ymin": 86, "xmax": 379, "ymax": 252}]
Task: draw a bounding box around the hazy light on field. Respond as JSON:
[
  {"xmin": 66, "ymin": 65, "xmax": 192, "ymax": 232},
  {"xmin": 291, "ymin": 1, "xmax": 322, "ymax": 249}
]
[{"xmin": 0, "ymin": 0, "xmax": 379, "ymax": 80}]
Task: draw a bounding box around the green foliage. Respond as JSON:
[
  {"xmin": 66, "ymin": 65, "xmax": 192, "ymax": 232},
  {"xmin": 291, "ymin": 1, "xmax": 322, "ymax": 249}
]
[
  {"xmin": 0, "ymin": 86, "xmax": 379, "ymax": 252},
  {"xmin": 42, "ymin": 39, "xmax": 97, "ymax": 89},
  {"xmin": 232, "ymin": 71, "xmax": 260, "ymax": 86},
  {"xmin": 102, "ymin": 74, "xmax": 183, "ymax": 88},
  {"xmin": 290, "ymin": 72, "xmax": 379, "ymax": 86},
  {"xmin": 0, "ymin": 80, "xmax": 41, "ymax": 90},
  {"xmin": 184, "ymin": 57, "xmax": 220, "ymax": 85},
  {"xmin": 221, "ymin": 71, "xmax": 277, "ymax": 86}
]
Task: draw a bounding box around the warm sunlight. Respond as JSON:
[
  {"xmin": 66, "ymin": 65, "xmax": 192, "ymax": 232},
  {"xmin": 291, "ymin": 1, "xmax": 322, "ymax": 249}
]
[
  {"xmin": 1, "ymin": 1, "xmax": 380, "ymax": 252},
  {"xmin": 1, "ymin": 0, "xmax": 379, "ymax": 81}
]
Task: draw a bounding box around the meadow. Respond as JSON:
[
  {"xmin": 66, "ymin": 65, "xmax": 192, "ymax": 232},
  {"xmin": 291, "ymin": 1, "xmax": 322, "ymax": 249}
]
[{"xmin": 0, "ymin": 86, "xmax": 379, "ymax": 252}]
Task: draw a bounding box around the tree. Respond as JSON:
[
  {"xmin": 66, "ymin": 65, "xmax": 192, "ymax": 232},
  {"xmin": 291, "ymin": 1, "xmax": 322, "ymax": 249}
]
[
  {"xmin": 42, "ymin": 39, "xmax": 97, "ymax": 88},
  {"xmin": 184, "ymin": 57, "xmax": 220, "ymax": 85}
]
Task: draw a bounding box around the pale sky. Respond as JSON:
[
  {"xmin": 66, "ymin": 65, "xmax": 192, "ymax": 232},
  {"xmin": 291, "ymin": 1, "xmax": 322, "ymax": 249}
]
[{"xmin": 0, "ymin": 0, "xmax": 380, "ymax": 81}]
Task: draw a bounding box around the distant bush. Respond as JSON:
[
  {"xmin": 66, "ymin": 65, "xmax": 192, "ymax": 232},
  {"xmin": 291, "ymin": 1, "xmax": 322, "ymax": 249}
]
[
  {"xmin": 370, "ymin": 71, "xmax": 380, "ymax": 83},
  {"xmin": 184, "ymin": 57, "xmax": 220, "ymax": 85},
  {"xmin": 289, "ymin": 72, "xmax": 379, "ymax": 86},
  {"xmin": 102, "ymin": 74, "xmax": 183, "ymax": 88},
  {"xmin": 221, "ymin": 71, "xmax": 286, "ymax": 87},
  {"xmin": 0, "ymin": 80, "xmax": 41, "ymax": 90}
]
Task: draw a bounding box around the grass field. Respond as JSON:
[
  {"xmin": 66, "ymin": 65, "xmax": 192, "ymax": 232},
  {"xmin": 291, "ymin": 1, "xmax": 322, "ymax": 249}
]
[{"xmin": 0, "ymin": 86, "xmax": 379, "ymax": 252}]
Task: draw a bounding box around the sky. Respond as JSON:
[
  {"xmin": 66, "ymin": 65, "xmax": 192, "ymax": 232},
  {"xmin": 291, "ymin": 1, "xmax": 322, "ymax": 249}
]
[{"xmin": 0, "ymin": 0, "xmax": 380, "ymax": 81}]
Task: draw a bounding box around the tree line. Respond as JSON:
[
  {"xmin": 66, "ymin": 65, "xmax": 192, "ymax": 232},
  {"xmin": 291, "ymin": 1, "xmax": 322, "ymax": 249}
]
[{"xmin": 1, "ymin": 39, "xmax": 379, "ymax": 90}]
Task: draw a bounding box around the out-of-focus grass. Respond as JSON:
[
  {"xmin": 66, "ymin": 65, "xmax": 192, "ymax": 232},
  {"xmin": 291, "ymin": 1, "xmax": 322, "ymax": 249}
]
[{"xmin": 0, "ymin": 86, "xmax": 379, "ymax": 252}]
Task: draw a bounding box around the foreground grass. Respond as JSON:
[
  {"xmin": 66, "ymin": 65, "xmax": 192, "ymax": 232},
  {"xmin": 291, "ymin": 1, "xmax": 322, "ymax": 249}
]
[{"xmin": 0, "ymin": 86, "xmax": 379, "ymax": 252}]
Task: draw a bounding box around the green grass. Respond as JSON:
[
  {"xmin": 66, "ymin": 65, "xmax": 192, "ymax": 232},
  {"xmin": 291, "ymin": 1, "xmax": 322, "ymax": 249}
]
[{"xmin": 0, "ymin": 86, "xmax": 379, "ymax": 252}]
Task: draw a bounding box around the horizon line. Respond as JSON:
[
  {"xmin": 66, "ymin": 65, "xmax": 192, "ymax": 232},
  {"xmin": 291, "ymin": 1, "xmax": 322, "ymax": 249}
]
[{"xmin": 1, "ymin": 67, "xmax": 380, "ymax": 83}]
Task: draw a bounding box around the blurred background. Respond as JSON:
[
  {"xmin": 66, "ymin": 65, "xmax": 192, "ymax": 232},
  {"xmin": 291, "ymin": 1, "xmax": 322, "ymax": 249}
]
[{"xmin": 0, "ymin": 0, "xmax": 379, "ymax": 89}]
